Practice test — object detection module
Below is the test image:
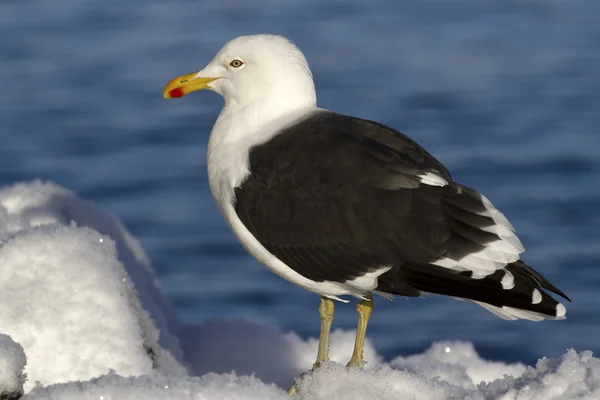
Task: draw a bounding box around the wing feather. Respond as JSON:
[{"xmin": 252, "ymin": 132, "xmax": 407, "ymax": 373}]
[{"xmin": 234, "ymin": 111, "xmax": 518, "ymax": 284}]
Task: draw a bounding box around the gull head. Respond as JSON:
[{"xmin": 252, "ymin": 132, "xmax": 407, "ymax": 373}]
[{"xmin": 163, "ymin": 34, "xmax": 317, "ymax": 109}]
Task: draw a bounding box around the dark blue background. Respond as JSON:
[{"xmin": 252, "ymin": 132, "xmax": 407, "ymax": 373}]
[{"xmin": 1, "ymin": 0, "xmax": 598, "ymax": 366}]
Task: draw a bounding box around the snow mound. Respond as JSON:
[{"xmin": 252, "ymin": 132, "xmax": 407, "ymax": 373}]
[
  {"xmin": 0, "ymin": 180, "xmax": 598, "ymax": 400},
  {"xmin": 0, "ymin": 180, "xmax": 185, "ymax": 367},
  {"xmin": 0, "ymin": 181, "xmax": 186, "ymax": 391},
  {"xmin": 0, "ymin": 333, "xmax": 26, "ymax": 399},
  {"xmin": 19, "ymin": 349, "xmax": 600, "ymax": 400},
  {"xmin": 392, "ymin": 341, "xmax": 527, "ymax": 389},
  {"xmin": 0, "ymin": 224, "xmax": 155, "ymax": 389},
  {"xmin": 23, "ymin": 372, "xmax": 285, "ymax": 400},
  {"xmin": 477, "ymin": 349, "xmax": 600, "ymax": 400},
  {"xmin": 295, "ymin": 349, "xmax": 600, "ymax": 400}
]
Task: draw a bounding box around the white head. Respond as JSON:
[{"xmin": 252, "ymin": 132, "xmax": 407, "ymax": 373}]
[{"xmin": 163, "ymin": 35, "xmax": 317, "ymax": 111}]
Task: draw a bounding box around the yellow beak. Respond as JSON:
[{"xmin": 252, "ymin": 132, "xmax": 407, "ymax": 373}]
[{"xmin": 163, "ymin": 73, "xmax": 218, "ymax": 99}]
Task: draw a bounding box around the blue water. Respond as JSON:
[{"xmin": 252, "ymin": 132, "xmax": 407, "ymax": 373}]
[{"xmin": 1, "ymin": 0, "xmax": 599, "ymax": 366}]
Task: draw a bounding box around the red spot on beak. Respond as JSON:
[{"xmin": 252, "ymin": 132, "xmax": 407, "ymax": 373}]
[{"xmin": 169, "ymin": 87, "xmax": 185, "ymax": 98}]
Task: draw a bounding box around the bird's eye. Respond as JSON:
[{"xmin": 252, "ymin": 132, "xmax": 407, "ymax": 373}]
[{"xmin": 229, "ymin": 59, "xmax": 244, "ymax": 68}]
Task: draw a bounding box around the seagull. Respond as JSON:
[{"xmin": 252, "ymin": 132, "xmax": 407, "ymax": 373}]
[{"xmin": 163, "ymin": 34, "xmax": 570, "ymax": 392}]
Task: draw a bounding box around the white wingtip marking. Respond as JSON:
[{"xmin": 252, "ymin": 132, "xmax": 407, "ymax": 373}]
[
  {"xmin": 532, "ymin": 288, "xmax": 542, "ymax": 304},
  {"xmin": 431, "ymin": 193, "xmax": 524, "ymax": 276},
  {"xmin": 470, "ymin": 270, "xmax": 491, "ymax": 279},
  {"xmin": 480, "ymin": 194, "xmax": 515, "ymax": 232},
  {"xmin": 418, "ymin": 172, "xmax": 448, "ymax": 187},
  {"xmin": 471, "ymin": 300, "xmax": 565, "ymax": 321},
  {"xmin": 501, "ymin": 271, "xmax": 515, "ymax": 290}
]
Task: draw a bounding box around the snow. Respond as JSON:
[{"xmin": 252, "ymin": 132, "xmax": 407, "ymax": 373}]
[
  {"xmin": 0, "ymin": 180, "xmax": 598, "ymax": 400},
  {"xmin": 23, "ymin": 373, "xmax": 285, "ymax": 400},
  {"xmin": 0, "ymin": 181, "xmax": 187, "ymax": 392},
  {"xmin": 391, "ymin": 341, "xmax": 527, "ymax": 389},
  {"xmin": 479, "ymin": 350, "xmax": 600, "ymax": 400},
  {"xmin": 0, "ymin": 180, "xmax": 186, "ymax": 370},
  {"xmin": 0, "ymin": 334, "xmax": 26, "ymax": 399}
]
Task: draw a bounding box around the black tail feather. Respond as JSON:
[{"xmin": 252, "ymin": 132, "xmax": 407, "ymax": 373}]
[
  {"xmin": 506, "ymin": 261, "xmax": 571, "ymax": 302},
  {"xmin": 376, "ymin": 260, "xmax": 568, "ymax": 318}
]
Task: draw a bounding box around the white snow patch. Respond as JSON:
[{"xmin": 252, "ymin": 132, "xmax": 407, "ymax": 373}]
[
  {"xmin": 0, "ymin": 180, "xmax": 597, "ymax": 400},
  {"xmin": 294, "ymin": 361, "xmax": 469, "ymax": 400},
  {"xmin": 473, "ymin": 350, "xmax": 600, "ymax": 400},
  {"xmin": 23, "ymin": 372, "xmax": 286, "ymax": 400},
  {"xmin": 0, "ymin": 333, "xmax": 27, "ymax": 397},
  {"xmin": 0, "ymin": 181, "xmax": 187, "ymax": 391},
  {"xmin": 20, "ymin": 348, "xmax": 600, "ymax": 400},
  {"xmin": 391, "ymin": 341, "xmax": 527, "ymax": 389},
  {"xmin": 0, "ymin": 180, "xmax": 186, "ymax": 369}
]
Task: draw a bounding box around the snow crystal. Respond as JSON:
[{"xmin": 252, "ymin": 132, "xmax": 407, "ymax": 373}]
[{"xmin": 0, "ymin": 333, "xmax": 26, "ymax": 398}]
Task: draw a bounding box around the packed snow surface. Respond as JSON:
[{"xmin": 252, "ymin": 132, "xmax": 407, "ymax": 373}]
[
  {"xmin": 0, "ymin": 333, "xmax": 26, "ymax": 398},
  {"xmin": 0, "ymin": 181, "xmax": 597, "ymax": 399}
]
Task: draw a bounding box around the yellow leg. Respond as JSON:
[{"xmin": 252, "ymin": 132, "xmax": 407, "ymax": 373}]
[
  {"xmin": 288, "ymin": 296, "xmax": 335, "ymax": 395},
  {"xmin": 313, "ymin": 296, "xmax": 335, "ymax": 369},
  {"xmin": 347, "ymin": 294, "xmax": 373, "ymax": 368}
]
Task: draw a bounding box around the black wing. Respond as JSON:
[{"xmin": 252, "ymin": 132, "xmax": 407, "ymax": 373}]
[
  {"xmin": 235, "ymin": 111, "xmax": 465, "ymax": 282},
  {"xmin": 233, "ymin": 110, "xmax": 569, "ymax": 317}
]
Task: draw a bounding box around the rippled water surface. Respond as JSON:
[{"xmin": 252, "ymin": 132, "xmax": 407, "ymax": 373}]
[{"xmin": 1, "ymin": 0, "xmax": 599, "ymax": 365}]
